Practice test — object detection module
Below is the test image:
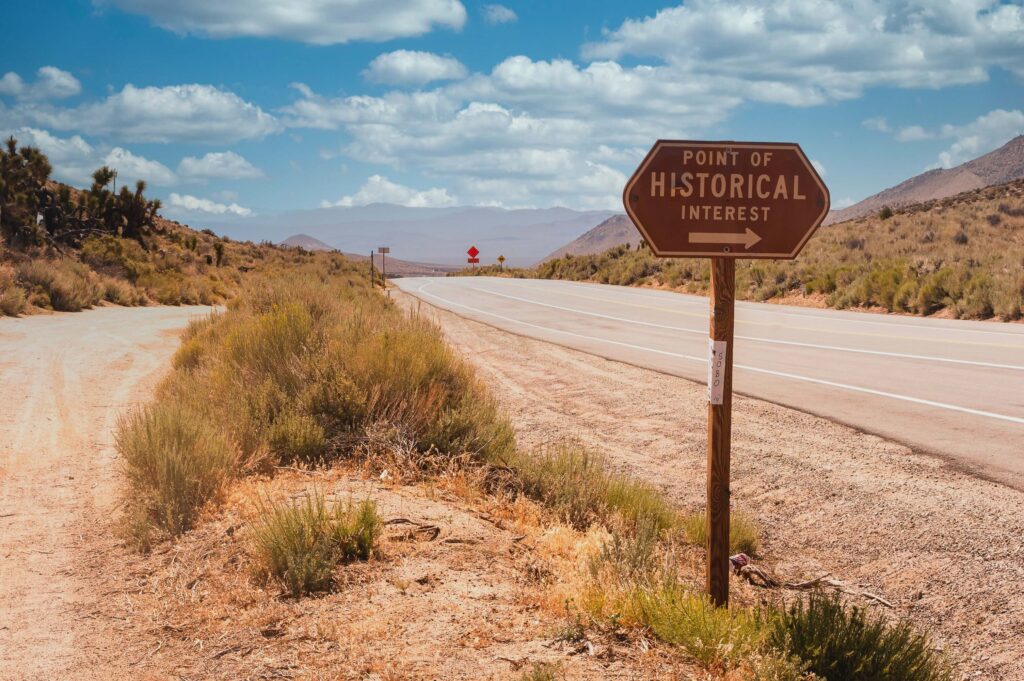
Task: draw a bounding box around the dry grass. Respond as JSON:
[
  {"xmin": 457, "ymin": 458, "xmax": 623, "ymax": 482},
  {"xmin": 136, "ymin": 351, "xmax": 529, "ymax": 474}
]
[
  {"xmin": 510, "ymin": 440, "xmax": 679, "ymax": 533},
  {"xmin": 682, "ymin": 509, "xmax": 761, "ymax": 556},
  {"xmin": 249, "ymin": 491, "xmax": 380, "ymax": 597},
  {"xmin": 0, "ymin": 262, "xmax": 27, "ymax": 316},
  {"xmin": 116, "ymin": 400, "xmax": 237, "ymax": 548},
  {"xmin": 16, "ymin": 258, "xmax": 104, "ymax": 311},
  {"xmin": 122, "ymin": 256, "xmax": 517, "ymax": 543}
]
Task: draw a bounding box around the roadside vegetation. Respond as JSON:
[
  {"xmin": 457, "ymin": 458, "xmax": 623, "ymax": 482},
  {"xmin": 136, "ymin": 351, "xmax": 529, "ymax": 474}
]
[
  {"xmin": 460, "ymin": 180, "xmax": 1024, "ymax": 321},
  {"xmin": 0, "ymin": 136, "xmax": 278, "ymax": 316},
  {"xmin": 115, "ymin": 249, "xmax": 954, "ymax": 678}
]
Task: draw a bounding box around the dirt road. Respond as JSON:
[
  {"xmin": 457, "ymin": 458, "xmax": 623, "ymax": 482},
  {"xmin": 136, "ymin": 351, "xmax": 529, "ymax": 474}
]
[
  {"xmin": 0, "ymin": 305, "xmax": 211, "ymax": 679},
  {"xmin": 399, "ymin": 290, "xmax": 1024, "ymax": 679}
]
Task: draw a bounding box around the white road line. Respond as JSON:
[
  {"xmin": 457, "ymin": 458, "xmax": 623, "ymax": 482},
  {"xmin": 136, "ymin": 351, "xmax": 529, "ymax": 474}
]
[
  {"xmin": 457, "ymin": 283, "xmax": 1024, "ymax": 371},
  {"xmin": 506, "ymin": 277, "xmax": 1024, "ymax": 339},
  {"xmin": 411, "ymin": 281, "xmax": 1024, "ymax": 426}
]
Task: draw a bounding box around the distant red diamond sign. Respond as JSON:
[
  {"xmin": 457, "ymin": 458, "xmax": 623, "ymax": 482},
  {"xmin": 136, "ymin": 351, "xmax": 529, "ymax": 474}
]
[{"xmin": 467, "ymin": 246, "xmax": 479, "ymax": 258}]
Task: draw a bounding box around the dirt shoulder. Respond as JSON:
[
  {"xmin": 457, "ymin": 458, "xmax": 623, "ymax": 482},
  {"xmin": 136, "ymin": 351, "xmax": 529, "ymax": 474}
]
[
  {"xmin": 0, "ymin": 306, "xmax": 212, "ymax": 679},
  {"xmin": 398, "ymin": 290, "xmax": 1024, "ymax": 679}
]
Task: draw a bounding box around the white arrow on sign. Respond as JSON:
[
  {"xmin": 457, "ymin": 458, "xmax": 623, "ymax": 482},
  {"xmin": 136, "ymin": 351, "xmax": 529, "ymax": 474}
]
[{"xmin": 688, "ymin": 228, "xmax": 762, "ymax": 249}]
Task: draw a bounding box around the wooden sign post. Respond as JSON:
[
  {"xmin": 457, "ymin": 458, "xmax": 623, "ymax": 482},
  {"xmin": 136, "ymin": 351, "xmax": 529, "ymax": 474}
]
[
  {"xmin": 623, "ymin": 140, "xmax": 828, "ymax": 607},
  {"xmin": 377, "ymin": 246, "xmax": 390, "ymax": 286}
]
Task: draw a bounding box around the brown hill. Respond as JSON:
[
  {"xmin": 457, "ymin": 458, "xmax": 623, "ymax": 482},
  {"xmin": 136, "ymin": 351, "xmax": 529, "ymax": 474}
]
[
  {"xmin": 827, "ymin": 134, "xmax": 1024, "ymax": 224},
  {"xmin": 281, "ymin": 233, "xmax": 336, "ymax": 251},
  {"xmin": 541, "ymin": 214, "xmax": 639, "ymax": 262}
]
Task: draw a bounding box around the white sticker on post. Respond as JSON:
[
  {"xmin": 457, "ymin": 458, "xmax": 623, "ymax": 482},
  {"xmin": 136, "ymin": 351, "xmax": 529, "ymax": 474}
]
[{"xmin": 707, "ymin": 339, "xmax": 727, "ymax": 405}]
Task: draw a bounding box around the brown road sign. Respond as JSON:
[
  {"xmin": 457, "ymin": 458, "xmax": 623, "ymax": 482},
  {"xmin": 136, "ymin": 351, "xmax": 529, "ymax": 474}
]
[{"xmin": 623, "ymin": 140, "xmax": 829, "ymax": 259}]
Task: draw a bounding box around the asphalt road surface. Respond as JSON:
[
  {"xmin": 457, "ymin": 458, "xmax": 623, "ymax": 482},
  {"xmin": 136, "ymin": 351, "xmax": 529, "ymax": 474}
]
[{"xmin": 396, "ymin": 276, "xmax": 1024, "ymax": 489}]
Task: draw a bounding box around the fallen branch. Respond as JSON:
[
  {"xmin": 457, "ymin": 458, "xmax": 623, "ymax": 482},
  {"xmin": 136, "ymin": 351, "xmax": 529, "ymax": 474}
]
[{"xmin": 731, "ymin": 559, "xmax": 895, "ymax": 608}]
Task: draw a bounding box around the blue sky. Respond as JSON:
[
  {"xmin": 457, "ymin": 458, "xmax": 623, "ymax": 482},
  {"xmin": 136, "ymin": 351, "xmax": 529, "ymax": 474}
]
[{"xmin": 2, "ymin": 0, "xmax": 1022, "ymax": 223}]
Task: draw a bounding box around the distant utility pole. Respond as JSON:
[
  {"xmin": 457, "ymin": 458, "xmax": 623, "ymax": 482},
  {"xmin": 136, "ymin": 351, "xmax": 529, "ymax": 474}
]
[{"xmin": 378, "ymin": 246, "xmax": 390, "ymax": 288}]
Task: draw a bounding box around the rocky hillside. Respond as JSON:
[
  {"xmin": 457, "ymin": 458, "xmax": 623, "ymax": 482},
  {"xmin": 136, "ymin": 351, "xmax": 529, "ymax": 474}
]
[
  {"xmin": 541, "ymin": 214, "xmax": 638, "ymax": 262},
  {"xmin": 826, "ymin": 134, "xmax": 1024, "ymax": 224}
]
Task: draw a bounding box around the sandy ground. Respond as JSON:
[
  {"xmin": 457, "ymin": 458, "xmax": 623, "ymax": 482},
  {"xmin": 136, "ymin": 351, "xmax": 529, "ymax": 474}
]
[
  {"xmin": 397, "ymin": 290, "xmax": 1024, "ymax": 680},
  {"xmin": 0, "ymin": 305, "xmax": 212, "ymax": 679}
]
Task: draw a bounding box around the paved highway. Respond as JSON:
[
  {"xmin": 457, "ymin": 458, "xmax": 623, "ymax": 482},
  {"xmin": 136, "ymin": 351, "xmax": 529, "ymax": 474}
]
[{"xmin": 396, "ymin": 276, "xmax": 1024, "ymax": 489}]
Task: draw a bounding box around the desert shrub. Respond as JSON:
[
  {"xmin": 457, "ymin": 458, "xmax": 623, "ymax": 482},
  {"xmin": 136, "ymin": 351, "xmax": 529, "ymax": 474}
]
[
  {"xmin": 81, "ymin": 235, "xmax": 153, "ymax": 281},
  {"xmin": 682, "ymin": 509, "xmax": 760, "ymax": 555},
  {"xmin": 630, "ymin": 580, "xmax": 764, "ymax": 670},
  {"xmin": 101, "ymin": 275, "xmax": 146, "ymax": 306},
  {"xmin": 769, "ymin": 591, "xmax": 953, "ymax": 681},
  {"xmin": 116, "ymin": 400, "xmax": 237, "ymax": 545},
  {"xmin": 0, "ymin": 263, "xmax": 28, "ymax": 316},
  {"xmin": 250, "ymin": 492, "xmax": 380, "ymax": 597},
  {"xmin": 878, "ymin": 206, "xmax": 894, "ymax": 220},
  {"xmin": 268, "ymin": 412, "xmax": 326, "ymax": 463},
  {"xmin": 341, "ymin": 308, "xmax": 516, "ymax": 461},
  {"xmin": 17, "ymin": 258, "xmax": 103, "ymax": 311},
  {"xmin": 511, "ymin": 441, "xmax": 677, "ymax": 532},
  {"xmin": 952, "ymin": 230, "xmax": 968, "ymax": 245}
]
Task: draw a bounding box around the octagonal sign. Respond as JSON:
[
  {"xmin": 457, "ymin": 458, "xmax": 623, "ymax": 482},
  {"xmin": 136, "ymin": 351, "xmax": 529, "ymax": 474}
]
[{"xmin": 623, "ymin": 140, "xmax": 829, "ymax": 259}]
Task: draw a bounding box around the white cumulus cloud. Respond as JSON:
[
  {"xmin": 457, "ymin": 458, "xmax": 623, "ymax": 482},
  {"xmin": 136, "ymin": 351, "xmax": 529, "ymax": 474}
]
[
  {"xmin": 0, "ymin": 67, "xmax": 81, "ymax": 101},
  {"xmin": 7, "ymin": 83, "xmax": 279, "ymax": 144},
  {"xmin": 169, "ymin": 192, "xmax": 253, "ymax": 216},
  {"xmin": 104, "ymin": 147, "xmax": 177, "ymax": 186},
  {"xmin": 178, "ymin": 151, "xmax": 264, "ymax": 180},
  {"xmin": 322, "ymin": 175, "xmax": 458, "ymax": 208},
  {"xmin": 483, "ymin": 4, "xmax": 517, "ymax": 25},
  {"xmin": 363, "ymin": 50, "xmax": 467, "ymax": 85},
  {"xmin": 584, "ymin": 0, "xmax": 1024, "ymax": 105},
  {"xmin": 94, "ymin": 0, "xmax": 467, "ymax": 44}
]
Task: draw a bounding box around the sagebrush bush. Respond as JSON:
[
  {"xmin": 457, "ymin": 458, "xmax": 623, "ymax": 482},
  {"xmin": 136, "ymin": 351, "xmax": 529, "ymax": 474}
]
[
  {"xmin": 511, "ymin": 440, "xmax": 677, "ymax": 532},
  {"xmin": 769, "ymin": 591, "xmax": 952, "ymax": 681},
  {"xmin": 250, "ymin": 492, "xmax": 380, "ymax": 597},
  {"xmin": 116, "ymin": 400, "xmax": 237, "ymax": 546},
  {"xmin": 17, "ymin": 258, "xmax": 103, "ymax": 311}
]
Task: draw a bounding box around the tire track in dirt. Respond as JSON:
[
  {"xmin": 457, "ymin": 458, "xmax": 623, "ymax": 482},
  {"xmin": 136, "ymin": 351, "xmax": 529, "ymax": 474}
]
[{"xmin": 0, "ymin": 305, "xmax": 211, "ymax": 680}]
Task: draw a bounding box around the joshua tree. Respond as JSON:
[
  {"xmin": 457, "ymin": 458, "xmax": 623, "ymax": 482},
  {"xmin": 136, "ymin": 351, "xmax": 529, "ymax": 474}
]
[{"xmin": 0, "ymin": 136, "xmax": 52, "ymax": 244}]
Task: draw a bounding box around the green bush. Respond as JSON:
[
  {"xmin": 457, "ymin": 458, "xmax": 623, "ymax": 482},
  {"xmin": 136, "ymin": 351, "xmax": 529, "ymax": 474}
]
[
  {"xmin": 116, "ymin": 401, "xmax": 237, "ymax": 546},
  {"xmin": 250, "ymin": 492, "xmax": 380, "ymax": 597},
  {"xmin": 769, "ymin": 591, "xmax": 953, "ymax": 681}
]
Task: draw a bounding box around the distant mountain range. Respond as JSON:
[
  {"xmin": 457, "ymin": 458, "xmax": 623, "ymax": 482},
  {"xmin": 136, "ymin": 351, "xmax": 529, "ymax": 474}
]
[
  {"xmin": 210, "ymin": 204, "xmax": 616, "ymax": 267},
  {"xmin": 826, "ymin": 135, "xmax": 1024, "ymax": 224},
  {"xmin": 281, "ymin": 233, "xmax": 457, "ymax": 277}
]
